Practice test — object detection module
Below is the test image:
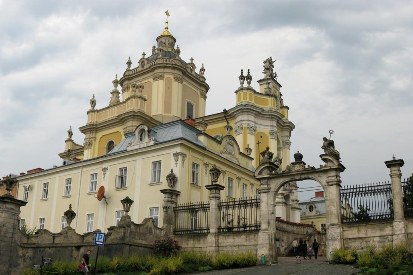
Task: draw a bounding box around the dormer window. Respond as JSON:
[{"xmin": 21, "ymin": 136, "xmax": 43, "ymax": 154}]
[
  {"xmin": 138, "ymin": 129, "xmax": 146, "ymax": 142},
  {"xmin": 106, "ymin": 140, "xmax": 115, "ymax": 153}
]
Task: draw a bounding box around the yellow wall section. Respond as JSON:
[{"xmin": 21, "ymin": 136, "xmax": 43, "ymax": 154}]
[
  {"xmin": 255, "ymin": 132, "xmax": 269, "ymax": 166},
  {"xmin": 182, "ymin": 84, "xmax": 199, "ymax": 118},
  {"xmin": 97, "ymin": 132, "xmax": 123, "ymax": 156},
  {"xmin": 164, "ymin": 77, "xmax": 172, "ymax": 114},
  {"xmin": 142, "ymin": 81, "xmax": 152, "ymax": 114},
  {"xmin": 254, "ymin": 96, "xmax": 269, "ymax": 107}
]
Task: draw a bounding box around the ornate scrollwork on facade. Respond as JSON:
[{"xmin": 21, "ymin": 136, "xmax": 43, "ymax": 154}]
[
  {"xmin": 153, "ymin": 73, "xmax": 165, "ymax": 81},
  {"xmin": 282, "ymin": 139, "xmax": 291, "ymax": 148},
  {"xmin": 203, "ymin": 162, "xmax": 209, "ymax": 175},
  {"xmin": 173, "ymin": 152, "xmax": 187, "ymax": 167},
  {"xmin": 221, "ymin": 140, "xmax": 236, "ymax": 157},
  {"xmin": 83, "ymin": 138, "xmax": 94, "ymax": 149},
  {"xmin": 269, "ymin": 129, "xmax": 277, "ymax": 140},
  {"xmin": 173, "ymin": 75, "xmax": 183, "ymax": 83},
  {"xmin": 234, "ymin": 123, "xmax": 243, "ymax": 136},
  {"xmin": 247, "ymin": 123, "xmax": 256, "ymax": 135}
]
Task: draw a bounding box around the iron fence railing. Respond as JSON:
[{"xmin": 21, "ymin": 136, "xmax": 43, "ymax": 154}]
[
  {"xmin": 340, "ymin": 181, "xmax": 393, "ymax": 223},
  {"xmin": 173, "ymin": 202, "xmax": 210, "ymax": 234},
  {"xmin": 219, "ymin": 197, "xmax": 260, "ymax": 232},
  {"xmin": 401, "ymin": 177, "xmax": 413, "ymax": 218}
]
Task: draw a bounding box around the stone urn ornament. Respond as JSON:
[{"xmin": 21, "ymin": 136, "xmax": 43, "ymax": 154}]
[{"xmin": 166, "ymin": 169, "xmax": 178, "ymax": 188}]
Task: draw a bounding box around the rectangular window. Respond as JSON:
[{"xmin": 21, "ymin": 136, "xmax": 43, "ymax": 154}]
[
  {"xmin": 115, "ymin": 210, "xmax": 125, "ymax": 225},
  {"xmin": 61, "ymin": 216, "xmax": 68, "ymax": 230},
  {"xmin": 86, "ymin": 213, "xmax": 94, "ymax": 232},
  {"xmin": 242, "ymin": 183, "xmax": 248, "ymax": 199},
  {"xmin": 64, "ymin": 178, "xmax": 72, "ymax": 196},
  {"xmin": 191, "ymin": 162, "xmax": 200, "ymax": 185},
  {"xmin": 19, "ymin": 219, "xmax": 26, "ymax": 230},
  {"xmin": 116, "ymin": 167, "xmax": 127, "ymax": 188},
  {"xmin": 42, "ymin": 182, "xmax": 49, "ymax": 199},
  {"xmin": 89, "ymin": 173, "xmax": 98, "ymax": 192},
  {"xmin": 23, "ymin": 186, "xmax": 30, "ymax": 202},
  {"xmin": 39, "ymin": 217, "xmax": 45, "ymax": 230},
  {"xmin": 227, "ymin": 177, "xmax": 234, "ymax": 197},
  {"xmin": 149, "ymin": 207, "xmax": 159, "ymax": 227},
  {"xmin": 186, "ymin": 101, "xmax": 194, "ymax": 119},
  {"xmin": 151, "ymin": 161, "xmax": 161, "ymax": 183}
]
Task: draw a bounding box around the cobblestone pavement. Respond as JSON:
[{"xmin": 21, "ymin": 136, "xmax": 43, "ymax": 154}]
[{"xmin": 191, "ymin": 257, "xmax": 360, "ymax": 275}]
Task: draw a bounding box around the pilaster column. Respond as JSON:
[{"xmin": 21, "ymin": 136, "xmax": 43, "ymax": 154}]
[
  {"xmin": 0, "ymin": 195, "xmax": 27, "ymax": 274},
  {"xmin": 385, "ymin": 158, "xmax": 406, "ymax": 245},
  {"xmin": 275, "ymin": 193, "xmax": 287, "ymax": 220},
  {"xmin": 205, "ymin": 184, "xmax": 225, "ymax": 253},
  {"xmin": 160, "ymin": 189, "xmax": 181, "ymax": 235}
]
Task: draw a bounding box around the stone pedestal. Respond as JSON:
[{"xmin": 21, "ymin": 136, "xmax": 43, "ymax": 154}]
[
  {"xmin": 205, "ymin": 184, "xmax": 225, "ymax": 253},
  {"xmin": 385, "ymin": 158, "xmax": 406, "ymax": 245},
  {"xmin": 0, "ymin": 195, "xmax": 27, "ymax": 275},
  {"xmin": 257, "ymin": 182, "xmax": 276, "ymax": 263},
  {"xmin": 160, "ymin": 189, "xmax": 181, "ymax": 235}
]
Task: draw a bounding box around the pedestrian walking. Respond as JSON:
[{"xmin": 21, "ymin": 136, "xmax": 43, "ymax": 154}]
[{"xmin": 312, "ymin": 239, "xmax": 320, "ymax": 259}]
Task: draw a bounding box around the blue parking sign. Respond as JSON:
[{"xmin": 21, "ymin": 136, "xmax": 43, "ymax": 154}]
[{"xmin": 94, "ymin": 232, "xmax": 105, "ymax": 246}]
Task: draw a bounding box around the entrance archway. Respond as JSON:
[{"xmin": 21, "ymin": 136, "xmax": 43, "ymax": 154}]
[{"xmin": 254, "ymin": 150, "xmax": 345, "ymax": 263}]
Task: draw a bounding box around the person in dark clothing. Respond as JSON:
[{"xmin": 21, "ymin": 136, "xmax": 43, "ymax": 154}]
[
  {"xmin": 296, "ymin": 239, "xmax": 303, "ymax": 263},
  {"xmin": 302, "ymin": 240, "xmax": 308, "ymax": 260},
  {"xmin": 312, "ymin": 239, "xmax": 320, "ymax": 259},
  {"xmin": 80, "ymin": 249, "xmax": 91, "ymax": 273}
]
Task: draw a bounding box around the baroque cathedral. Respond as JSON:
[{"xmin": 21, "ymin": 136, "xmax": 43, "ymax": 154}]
[{"xmin": 15, "ymin": 14, "xmax": 298, "ymax": 233}]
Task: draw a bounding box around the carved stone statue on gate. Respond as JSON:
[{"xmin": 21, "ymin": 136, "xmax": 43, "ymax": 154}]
[{"xmin": 322, "ymin": 137, "xmax": 340, "ymax": 160}]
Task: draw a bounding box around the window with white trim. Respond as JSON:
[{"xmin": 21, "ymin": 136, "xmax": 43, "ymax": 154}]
[
  {"xmin": 23, "ymin": 186, "xmax": 29, "ymax": 202},
  {"xmin": 115, "ymin": 210, "xmax": 125, "ymax": 225},
  {"xmin": 116, "ymin": 167, "xmax": 127, "ymax": 188},
  {"xmin": 39, "ymin": 217, "xmax": 45, "ymax": 229},
  {"xmin": 191, "ymin": 162, "xmax": 200, "ymax": 185},
  {"xmin": 64, "ymin": 178, "xmax": 72, "ymax": 196},
  {"xmin": 89, "ymin": 173, "xmax": 98, "ymax": 192},
  {"xmin": 227, "ymin": 177, "xmax": 234, "ymax": 197},
  {"xmin": 42, "ymin": 182, "xmax": 49, "ymax": 199},
  {"xmin": 61, "ymin": 216, "xmax": 68, "ymax": 230},
  {"xmin": 151, "ymin": 161, "xmax": 161, "ymax": 183},
  {"xmin": 86, "ymin": 213, "xmax": 94, "ymax": 232},
  {"xmin": 149, "ymin": 207, "xmax": 159, "ymax": 227},
  {"xmin": 242, "ymin": 183, "xmax": 248, "ymax": 199}
]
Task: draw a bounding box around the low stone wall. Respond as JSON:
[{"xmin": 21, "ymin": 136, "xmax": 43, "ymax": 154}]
[{"xmin": 16, "ymin": 218, "xmax": 163, "ymax": 270}]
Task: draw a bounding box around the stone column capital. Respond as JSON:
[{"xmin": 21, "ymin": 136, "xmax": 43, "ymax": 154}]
[{"xmin": 385, "ymin": 158, "xmax": 404, "ymax": 169}]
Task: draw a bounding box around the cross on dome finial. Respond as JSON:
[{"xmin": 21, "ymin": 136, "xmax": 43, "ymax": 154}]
[{"xmin": 162, "ymin": 10, "xmax": 172, "ymax": 36}]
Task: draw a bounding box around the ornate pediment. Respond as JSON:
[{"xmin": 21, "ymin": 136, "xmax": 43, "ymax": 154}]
[
  {"xmin": 127, "ymin": 124, "xmax": 154, "ymax": 150},
  {"xmin": 218, "ymin": 135, "xmax": 241, "ymax": 164}
]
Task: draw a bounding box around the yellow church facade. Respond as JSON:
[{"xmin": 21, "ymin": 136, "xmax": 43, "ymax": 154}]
[{"xmin": 16, "ymin": 15, "xmax": 296, "ymax": 234}]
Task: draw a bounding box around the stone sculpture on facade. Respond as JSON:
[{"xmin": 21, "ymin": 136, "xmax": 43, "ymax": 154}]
[
  {"xmin": 263, "ymin": 57, "xmax": 277, "ymax": 79},
  {"xmin": 239, "ymin": 69, "xmax": 245, "ymax": 87},
  {"xmin": 166, "ymin": 169, "xmax": 178, "ymax": 188},
  {"xmin": 89, "ymin": 94, "xmax": 96, "ymax": 110},
  {"xmin": 322, "ymin": 137, "xmax": 340, "ymax": 160},
  {"xmin": 246, "ymin": 69, "xmax": 252, "ymax": 86},
  {"xmin": 199, "ymin": 64, "xmax": 205, "ymax": 76},
  {"xmin": 63, "ymin": 204, "xmax": 76, "ymax": 228},
  {"xmin": 260, "ymin": 147, "xmax": 274, "ymax": 164},
  {"xmin": 67, "ymin": 126, "xmax": 73, "ymax": 139}
]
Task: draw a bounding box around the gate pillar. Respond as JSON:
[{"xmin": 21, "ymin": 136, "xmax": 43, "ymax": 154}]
[{"xmin": 385, "ymin": 158, "xmax": 406, "ymax": 245}]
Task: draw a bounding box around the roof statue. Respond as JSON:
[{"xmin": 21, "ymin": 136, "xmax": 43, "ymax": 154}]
[
  {"xmin": 263, "ymin": 57, "xmax": 277, "ymax": 79},
  {"xmin": 126, "ymin": 56, "xmax": 132, "ymax": 70},
  {"xmin": 260, "ymin": 146, "xmax": 274, "ymax": 164},
  {"xmin": 239, "ymin": 69, "xmax": 245, "ymax": 87},
  {"xmin": 90, "ymin": 94, "xmax": 96, "ymax": 110},
  {"xmin": 246, "ymin": 69, "xmax": 252, "ymax": 86},
  {"xmin": 109, "ymin": 74, "xmax": 120, "ymax": 106},
  {"xmin": 322, "ymin": 137, "xmax": 340, "ymax": 160},
  {"xmin": 67, "ymin": 126, "xmax": 73, "ymax": 139},
  {"xmin": 199, "ymin": 64, "xmax": 205, "ymax": 76}
]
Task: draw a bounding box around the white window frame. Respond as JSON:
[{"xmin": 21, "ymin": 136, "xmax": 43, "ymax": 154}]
[
  {"xmin": 42, "ymin": 182, "xmax": 49, "ymax": 200},
  {"xmin": 149, "ymin": 207, "xmax": 159, "ymax": 227},
  {"xmin": 22, "ymin": 186, "xmax": 29, "ymax": 202},
  {"xmin": 64, "ymin": 178, "xmax": 72, "ymax": 196},
  {"xmin": 116, "ymin": 167, "xmax": 127, "ymax": 189},
  {"xmin": 227, "ymin": 177, "xmax": 234, "ymax": 197},
  {"xmin": 39, "ymin": 217, "xmax": 45, "ymax": 230},
  {"xmin": 89, "ymin": 173, "xmax": 98, "ymax": 192},
  {"xmin": 115, "ymin": 210, "xmax": 125, "ymax": 225},
  {"xmin": 242, "ymin": 183, "xmax": 248, "ymax": 199},
  {"xmin": 191, "ymin": 162, "xmax": 200, "ymax": 185},
  {"xmin": 86, "ymin": 213, "xmax": 94, "ymax": 233},
  {"xmin": 61, "ymin": 216, "xmax": 68, "ymax": 230},
  {"xmin": 151, "ymin": 161, "xmax": 162, "ymax": 183}
]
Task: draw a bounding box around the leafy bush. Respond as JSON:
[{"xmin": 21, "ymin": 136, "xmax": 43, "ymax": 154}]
[
  {"xmin": 149, "ymin": 257, "xmax": 184, "ymax": 275},
  {"xmin": 153, "ymin": 237, "xmax": 181, "ymax": 257},
  {"xmin": 330, "ymin": 248, "xmax": 357, "ymax": 264},
  {"xmin": 357, "ymin": 244, "xmax": 410, "ymax": 270},
  {"xmin": 212, "ymin": 251, "xmax": 257, "ymax": 269}
]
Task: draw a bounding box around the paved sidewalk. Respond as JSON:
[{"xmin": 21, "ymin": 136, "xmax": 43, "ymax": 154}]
[{"xmin": 190, "ymin": 257, "xmax": 359, "ymax": 275}]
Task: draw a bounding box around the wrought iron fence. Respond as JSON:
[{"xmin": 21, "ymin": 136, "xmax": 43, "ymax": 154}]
[
  {"xmin": 402, "ymin": 177, "xmax": 413, "ymax": 218},
  {"xmin": 219, "ymin": 197, "xmax": 260, "ymax": 232},
  {"xmin": 173, "ymin": 202, "xmax": 210, "ymax": 234},
  {"xmin": 340, "ymin": 181, "xmax": 393, "ymax": 223}
]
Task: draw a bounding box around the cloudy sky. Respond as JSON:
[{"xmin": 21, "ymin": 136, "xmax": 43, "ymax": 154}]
[{"xmin": 1, "ymin": 0, "xmax": 412, "ymax": 193}]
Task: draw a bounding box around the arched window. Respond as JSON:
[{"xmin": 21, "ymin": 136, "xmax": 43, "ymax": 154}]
[
  {"xmin": 138, "ymin": 129, "xmax": 146, "ymax": 142},
  {"xmin": 106, "ymin": 140, "xmax": 115, "ymax": 153},
  {"xmin": 309, "ymin": 205, "xmax": 314, "ymax": 213}
]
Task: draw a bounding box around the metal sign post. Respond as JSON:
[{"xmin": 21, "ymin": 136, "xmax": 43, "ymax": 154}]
[{"xmin": 93, "ymin": 232, "xmax": 105, "ymax": 274}]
